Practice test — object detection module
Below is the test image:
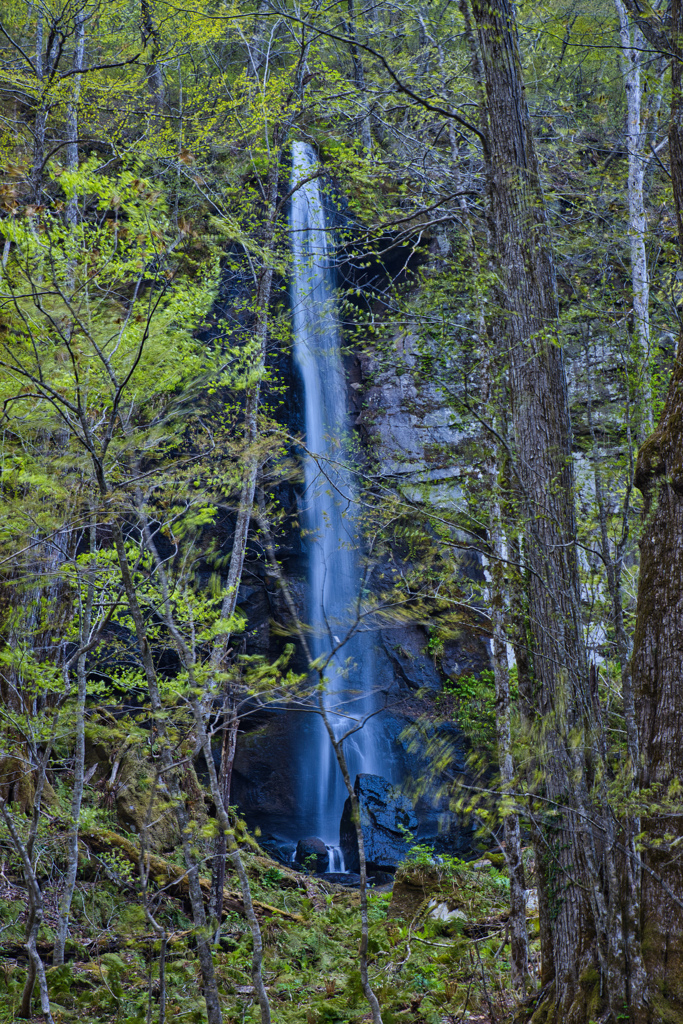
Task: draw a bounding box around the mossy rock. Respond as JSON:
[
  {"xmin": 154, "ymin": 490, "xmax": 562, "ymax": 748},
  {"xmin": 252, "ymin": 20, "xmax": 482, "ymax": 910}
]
[
  {"xmin": 115, "ymin": 755, "xmax": 209, "ymax": 853},
  {"xmin": 0, "ymin": 754, "xmax": 56, "ymax": 813},
  {"xmin": 482, "ymin": 852, "xmax": 506, "ymax": 869},
  {"xmin": 84, "ymin": 716, "xmax": 209, "ymax": 852},
  {"xmin": 387, "ymin": 865, "xmax": 446, "ymax": 920}
]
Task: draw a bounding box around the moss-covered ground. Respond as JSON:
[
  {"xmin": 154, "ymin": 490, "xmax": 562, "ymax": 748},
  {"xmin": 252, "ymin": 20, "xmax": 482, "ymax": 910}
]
[{"xmin": 0, "ymin": 828, "xmax": 540, "ymax": 1024}]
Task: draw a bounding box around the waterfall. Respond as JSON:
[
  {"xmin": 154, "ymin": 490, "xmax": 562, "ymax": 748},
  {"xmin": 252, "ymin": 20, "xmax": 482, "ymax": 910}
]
[{"xmin": 289, "ymin": 142, "xmax": 396, "ymax": 854}]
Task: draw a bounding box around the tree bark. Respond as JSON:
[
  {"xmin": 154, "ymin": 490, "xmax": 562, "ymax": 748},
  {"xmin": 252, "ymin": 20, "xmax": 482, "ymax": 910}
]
[
  {"xmin": 255, "ymin": 498, "xmax": 383, "ymax": 1024},
  {"xmin": 140, "ymin": 0, "xmax": 165, "ymax": 115},
  {"xmin": 344, "ymin": 0, "xmax": 373, "ymax": 153},
  {"xmin": 488, "ymin": 500, "xmax": 528, "ymax": 990},
  {"xmin": 616, "ymin": 1, "xmax": 683, "ymax": 1018},
  {"xmin": 615, "ymin": 0, "xmax": 664, "ymax": 439},
  {"xmin": 64, "ymin": 10, "xmax": 86, "ymax": 229},
  {"xmin": 630, "ymin": 7, "xmax": 683, "ymax": 1019},
  {"xmin": 206, "ymin": 152, "xmax": 282, "ymax": 933},
  {"xmin": 208, "ymin": 697, "xmax": 239, "ymax": 929},
  {"xmin": 632, "ymin": 354, "xmax": 683, "ymax": 1022},
  {"xmin": 469, "ymin": 1, "xmax": 612, "ymax": 1016},
  {"xmin": 54, "ymin": 514, "xmax": 96, "ymax": 966},
  {"xmin": 106, "ymin": 516, "xmax": 224, "ymax": 1024},
  {"xmin": 2, "ymin": 801, "xmax": 54, "ymax": 1023},
  {"xmin": 134, "ymin": 509, "xmax": 271, "ymax": 1024}
]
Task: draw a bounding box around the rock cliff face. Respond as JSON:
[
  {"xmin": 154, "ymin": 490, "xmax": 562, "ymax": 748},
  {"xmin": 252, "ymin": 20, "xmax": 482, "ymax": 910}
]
[{"xmin": 230, "ymin": 301, "xmax": 491, "ymax": 866}]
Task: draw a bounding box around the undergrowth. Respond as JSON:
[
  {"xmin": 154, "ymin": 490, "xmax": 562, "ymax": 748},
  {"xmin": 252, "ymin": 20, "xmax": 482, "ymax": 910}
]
[{"xmin": 0, "ymin": 836, "xmax": 539, "ymax": 1023}]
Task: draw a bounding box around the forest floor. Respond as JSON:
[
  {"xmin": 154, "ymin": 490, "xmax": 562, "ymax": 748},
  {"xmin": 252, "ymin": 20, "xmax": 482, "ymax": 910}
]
[{"xmin": 0, "ymin": 823, "xmax": 540, "ymax": 1024}]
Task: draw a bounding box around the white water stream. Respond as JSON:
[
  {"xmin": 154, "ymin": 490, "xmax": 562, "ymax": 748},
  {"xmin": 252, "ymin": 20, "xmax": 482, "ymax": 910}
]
[{"xmin": 289, "ymin": 142, "xmax": 395, "ymax": 859}]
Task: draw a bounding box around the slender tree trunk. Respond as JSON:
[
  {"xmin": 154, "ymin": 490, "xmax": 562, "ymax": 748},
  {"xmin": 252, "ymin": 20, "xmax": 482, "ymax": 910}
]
[
  {"xmin": 584, "ymin": 333, "xmax": 647, "ymax": 1019},
  {"xmin": 206, "ymin": 154, "xmax": 282, "ymax": 930},
  {"xmin": 344, "ymin": 0, "xmax": 373, "ymax": 153},
  {"xmin": 134, "ymin": 510, "xmax": 271, "ymax": 1024},
  {"xmin": 488, "ymin": 502, "xmax": 528, "ymax": 989},
  {"xmin": 255, "ymin": 498, "xmax": 383, "ymax": 1024},
  {"xmin": 64, "ymin": 11, "xmax": 85, "ymax": 229},
  {"xmin": 54, "ymin": 515, "xmax": 96, "ymax": 966},
  {"xmin": 139, "ymin": 768, "xmax": 168, "ymax": 1024},
  {"xmin": 106, "ymin": 516, "xmax": 224, "ymax": 1024},
  {"xmin": 506, "ymin": 526, "xmax": 556, "ymax": 990},
  {"xmin": 141, "ymin": 0, "xmax": 165, "ymax": 115},
  {"xmin": 191, "ymin": 699, "xmax": 271, "ymax": 1024},
  {"xmin": 31, "ymin": 14, "xmax": 46, "ymax": 204},
  {"xmin": 30, "ymin": 15, "xmax": 60, "ymax": 203},
  {"xmin": 670, "ymin": 0, "xmax": 683, "ymax": 268},
  {"xmin": 615, "ymin": 0, "xmax": 656, "ymax": 438},
  {"xmin": 245, "ymin": 0, "xmax": 271, "ymax": 79},
  {"xmin": 208, "ymin": 697, "xmax": 239, "ymax": 928},
  {"xmin": 2, "ymin": 802, "xmax": 54, "ymax": 1023},
  {"xmin": 2, "ymin": 728, "xmax": 57, "ymax": 1021},
  {"xmin": 318, "ymin": 719, "xmax": 383, "ymax": 1024}
]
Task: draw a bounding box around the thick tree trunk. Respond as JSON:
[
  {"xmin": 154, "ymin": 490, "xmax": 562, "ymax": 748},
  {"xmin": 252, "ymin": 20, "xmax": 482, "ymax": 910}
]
[
  {"xmin": 632, "ymin": 355, "xmax": 683, "ymax": 1022},
  {"xmin": 625, "ymin": 2, "xmax": 683, "ymax": 1019},
  {"xmin": 469, "ymin": 2, "xmax": 614, "ymax": 1017},
  {"xmin": 631, "ymin": 10, "xmax": 683, "ymax": 1017}
]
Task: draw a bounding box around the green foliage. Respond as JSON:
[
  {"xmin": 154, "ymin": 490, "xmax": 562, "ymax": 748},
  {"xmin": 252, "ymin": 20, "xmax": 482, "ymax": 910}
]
[
  {"xmin": 440, "ymin": 669, "xmax": 511, "ymax": 758},
  {"xmin": 0, "ymin": 0, "xmax": 676, "ymax": 1017}
]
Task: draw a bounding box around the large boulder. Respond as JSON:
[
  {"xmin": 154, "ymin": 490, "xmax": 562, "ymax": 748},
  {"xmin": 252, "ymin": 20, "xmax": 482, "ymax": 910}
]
[
  {"xmin": 340, "ymin": 774, "xmax": 418, "ymax": 874},
  {"xmin": 295, "ymin": 836, "xmax": 329, "ymax": 873}
]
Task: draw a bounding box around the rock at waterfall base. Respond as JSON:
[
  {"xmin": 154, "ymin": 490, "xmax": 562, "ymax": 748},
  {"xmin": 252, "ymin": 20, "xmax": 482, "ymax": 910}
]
[
  {"xmin": 295, "ymin": 836, "xmax": 329, "ymax": 873},
  {"xmin": 340, "ymin": 773, "xmax": 418, "ymax": 874}
]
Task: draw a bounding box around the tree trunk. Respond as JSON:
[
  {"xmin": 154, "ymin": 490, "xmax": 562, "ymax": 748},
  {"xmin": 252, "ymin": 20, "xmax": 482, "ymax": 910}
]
[
  {"xmin": 615, "ymin": 0, "xmax": 661, "ymax": 439},
  {"xmin": 630, "ymin": 8, "xmax": 683, "ymax": 1020},
  {"xmin": 344, "ymin": 0, "xmax": 373, "ymax": 153},
  {"xmin": 670, "ymin": 0, "xmax": 683, "ymax": 268},
  {"xmin": 140, "ymin": 0, "xmax": 165, "ymax": 115},
  {"xmin": 469, "ymin": 1, "xmax": 609, "ymax": 1016},
  {"xmin": 54, "ymin": 515, "xmax": 96, "ymax": 966},
  {"xmin": 30, "ymin": 14, "xmax": 60, "ymax": 204},
  {"xmin": 133, "ymin": 507, "xmax": 271, "ymax": 1024},
  {"xmin": 613, "ymin": 1, "xmax": 683, "ymax": 1018},
  {"xmin": 208, "ymin": 697, "xmax": 239, "ymax": 929},
  {"xmin": 106, "ymin": 517, "xmax": 224, "ymax": 1024},
  {"xmin": 2, "ymin": 802, "xmax": 54, "ymax": 1023},
  {"xmin": 255, "ymin": 497, "xmax": 383, "ymax": 1024},
  {"xmin": 488, "ymin": 501, "xmax": 528, "ymax": 990},
  {"xmin": 64, "ymin": 11, "xmax": 86, "ymax": 229},
  {"xmin": 206, "ymin": 153, "xmax": 282, "ymax": 929},
  {"xmin": 632, "ymin": 358, "xmax": 683, "ymax": 1023}
]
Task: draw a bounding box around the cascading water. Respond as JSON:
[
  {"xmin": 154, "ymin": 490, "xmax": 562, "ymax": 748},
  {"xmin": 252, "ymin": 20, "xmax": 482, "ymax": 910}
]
[{"xmin": 289, "ymin": 141, "xmax": 397, "ymax": 858}]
